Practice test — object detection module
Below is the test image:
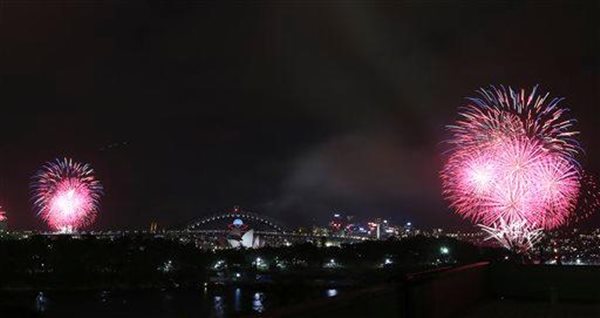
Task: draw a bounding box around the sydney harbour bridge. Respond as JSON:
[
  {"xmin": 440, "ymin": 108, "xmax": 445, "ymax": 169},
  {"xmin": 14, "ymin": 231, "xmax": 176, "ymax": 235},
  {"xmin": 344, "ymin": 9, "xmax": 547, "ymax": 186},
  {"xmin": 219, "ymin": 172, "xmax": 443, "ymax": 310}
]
[
  {"xmin": 36, "ymin": 207, "xmax": 368, "ymax": 249},
  {"xmin": 171, "ymin": 207, "xmax": 368, "ymax": 249}
]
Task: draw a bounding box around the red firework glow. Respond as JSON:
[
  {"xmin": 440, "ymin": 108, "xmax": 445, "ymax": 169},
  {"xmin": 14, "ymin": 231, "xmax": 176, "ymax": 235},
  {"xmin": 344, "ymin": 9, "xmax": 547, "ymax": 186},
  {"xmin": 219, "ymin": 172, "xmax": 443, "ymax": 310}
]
[
  {"xmin": 441, "ymin": 86, "xmax": 591, "ymax": 252},
  {"xmin": 32, "ymin": 158, "xmax": 103, "ymax": 232}
]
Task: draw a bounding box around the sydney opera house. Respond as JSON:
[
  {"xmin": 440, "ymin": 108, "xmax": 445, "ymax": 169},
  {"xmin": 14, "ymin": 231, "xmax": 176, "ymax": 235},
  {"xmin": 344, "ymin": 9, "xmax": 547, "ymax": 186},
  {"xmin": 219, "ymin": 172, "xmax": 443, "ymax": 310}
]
[{"xmin": 226, "ymin": 218, "xmax": 263, "ymax": 249}]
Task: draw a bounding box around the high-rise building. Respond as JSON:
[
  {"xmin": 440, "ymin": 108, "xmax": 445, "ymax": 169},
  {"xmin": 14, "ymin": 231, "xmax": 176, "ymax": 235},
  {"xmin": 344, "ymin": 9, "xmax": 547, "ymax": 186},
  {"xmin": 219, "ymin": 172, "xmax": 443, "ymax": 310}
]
[
  {"xmin": 0, "ymin": 208, "xmax": 7, "ymax": 232},
  {"xmin": 329, "ymin": 213, "xmax": 345, "ymax": 234},
  {"xmin": 149, "ymin": 221, "xmax": 158, "ymax": 233}
]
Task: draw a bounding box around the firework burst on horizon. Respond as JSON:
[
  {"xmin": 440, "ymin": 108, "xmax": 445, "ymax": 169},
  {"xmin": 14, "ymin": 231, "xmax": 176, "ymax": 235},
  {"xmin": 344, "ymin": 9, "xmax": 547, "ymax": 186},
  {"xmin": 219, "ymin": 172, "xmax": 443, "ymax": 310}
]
[
  {"xmin": 441, "ymin": 85, "xmax": 596, "ymax": 252},
  {"xmin": 479, "ymin": 218, "xmax": 543, "ymax": 254},
  {"xmin": 31, "ymin": 158, "xmax": 103, "ymax": 233}
]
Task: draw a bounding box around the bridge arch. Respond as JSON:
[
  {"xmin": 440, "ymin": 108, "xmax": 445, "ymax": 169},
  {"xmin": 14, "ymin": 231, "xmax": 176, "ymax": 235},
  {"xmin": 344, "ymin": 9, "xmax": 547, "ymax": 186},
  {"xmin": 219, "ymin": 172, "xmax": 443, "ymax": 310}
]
[{"xmin": 185, "ymin": 209, "xmax": 287, "ymax": 233}]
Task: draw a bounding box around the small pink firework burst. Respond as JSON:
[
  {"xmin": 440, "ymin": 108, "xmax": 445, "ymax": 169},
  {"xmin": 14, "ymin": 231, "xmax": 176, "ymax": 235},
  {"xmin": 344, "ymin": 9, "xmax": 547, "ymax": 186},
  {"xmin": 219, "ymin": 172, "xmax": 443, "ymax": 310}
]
[
  {"xmin": 32, "ymin": 158, "xmax": 103, "ymax": 232},
  {"xmin": 568, "ymin": 173, "xmax": 600, "ymax": 224},
  {"xmin": 441, "ymin": 86, "xmax": 591, "ymax": 252}
]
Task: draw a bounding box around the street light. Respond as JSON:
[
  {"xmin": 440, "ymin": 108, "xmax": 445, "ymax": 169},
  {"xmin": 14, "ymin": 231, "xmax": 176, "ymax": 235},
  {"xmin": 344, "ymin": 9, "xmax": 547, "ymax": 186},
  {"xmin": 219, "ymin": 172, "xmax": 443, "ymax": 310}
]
[
  {"xmin": 253, "ymin": 257, "xmax": 268, "ymax": 270},
  {"xmin": 324, "ymin": 258, "xmax": 339, "ymax": 269}
]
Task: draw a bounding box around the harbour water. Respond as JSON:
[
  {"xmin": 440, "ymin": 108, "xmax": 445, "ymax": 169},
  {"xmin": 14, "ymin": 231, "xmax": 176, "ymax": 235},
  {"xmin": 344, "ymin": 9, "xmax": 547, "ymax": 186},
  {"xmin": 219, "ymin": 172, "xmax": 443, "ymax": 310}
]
[{"xmin": 2, "ymin": 286, "xmax": 342, "ymax": 317}]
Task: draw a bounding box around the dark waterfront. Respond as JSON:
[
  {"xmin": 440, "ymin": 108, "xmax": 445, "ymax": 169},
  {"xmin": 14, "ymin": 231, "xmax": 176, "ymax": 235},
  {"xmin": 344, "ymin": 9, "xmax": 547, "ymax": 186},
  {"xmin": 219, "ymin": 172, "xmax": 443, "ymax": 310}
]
[
  {"xmin": 0, "ymin": 233, "xmax": 506, "ymax": 317},
  {"xmin": 2, "ymin": 286, "xmax": 345, "ymax": 317}
]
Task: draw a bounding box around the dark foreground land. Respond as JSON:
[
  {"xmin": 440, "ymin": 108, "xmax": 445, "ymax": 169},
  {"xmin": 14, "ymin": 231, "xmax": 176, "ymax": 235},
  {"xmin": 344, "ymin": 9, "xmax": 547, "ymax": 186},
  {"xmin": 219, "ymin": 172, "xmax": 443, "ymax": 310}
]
[
  {"xmin": 271, "ymin": 262, "xmax": 600, "ymax": 318},
  {"xmin": 0, "ymin": 234, "xmax": 498, "ymax": 291},
  {"xmin": 1, "ymin": 234, "xmax": 598, "ymax": 317}
]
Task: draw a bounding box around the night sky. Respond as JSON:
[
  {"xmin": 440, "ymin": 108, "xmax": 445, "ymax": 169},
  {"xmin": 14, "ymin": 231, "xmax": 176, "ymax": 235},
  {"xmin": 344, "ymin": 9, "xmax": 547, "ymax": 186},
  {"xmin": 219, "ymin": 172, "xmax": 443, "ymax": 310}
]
[{"xmin": 0, "ymin": 2, "xmax": 597, "ymax": 231}]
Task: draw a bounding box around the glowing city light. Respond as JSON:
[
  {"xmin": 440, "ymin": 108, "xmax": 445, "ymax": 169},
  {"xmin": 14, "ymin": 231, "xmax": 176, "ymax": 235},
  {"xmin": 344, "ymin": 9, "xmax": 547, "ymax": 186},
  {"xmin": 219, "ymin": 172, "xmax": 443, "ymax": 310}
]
[
  {"xmin": 324, "ymin": 258, "xmax": 341, "ymax": 269},
  {"xmin": 253, "ymin": 257, "xmax": 268, "ymax": 270},
  {"xmin": 213, "ymin": 260, "xmax": 226, "ymax": 270}
]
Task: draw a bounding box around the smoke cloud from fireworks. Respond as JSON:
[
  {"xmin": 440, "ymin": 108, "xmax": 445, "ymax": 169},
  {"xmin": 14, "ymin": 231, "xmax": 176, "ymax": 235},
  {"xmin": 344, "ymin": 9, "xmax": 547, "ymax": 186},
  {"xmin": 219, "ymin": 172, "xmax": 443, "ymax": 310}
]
[{"xmin": 32, "ymin": 158, "xmax": 103, "ymax": 232}]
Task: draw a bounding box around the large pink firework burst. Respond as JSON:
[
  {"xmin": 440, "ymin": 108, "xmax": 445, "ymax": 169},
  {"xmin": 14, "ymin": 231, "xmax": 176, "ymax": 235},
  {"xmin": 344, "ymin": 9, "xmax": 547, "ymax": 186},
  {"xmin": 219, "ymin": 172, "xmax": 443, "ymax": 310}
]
[
  {"xmin": 443, "ymin": 137, "xmax": 580, "ymax": 228},
  {"xmin": 32, "ymin": 158, "xmax": 103, "ymax": 232},
  {"xmin": 442, "ymin": 86, "xmax": 588, "ymax": 251}
]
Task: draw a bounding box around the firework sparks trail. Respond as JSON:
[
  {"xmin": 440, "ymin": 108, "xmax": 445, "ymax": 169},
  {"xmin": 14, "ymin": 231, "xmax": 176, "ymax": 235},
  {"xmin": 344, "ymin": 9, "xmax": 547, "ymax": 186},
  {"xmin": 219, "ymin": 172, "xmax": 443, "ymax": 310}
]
[
  {"xmin": 32, "ymin": 158, "xmax": 103, "ymax": 232},
  {"xmin": 479, "ymin": 218, "xmax": 543, "ymax": 254},
  {"xmin": 442, "ymin": 86, "xmax": 593, "ymax": 251}
]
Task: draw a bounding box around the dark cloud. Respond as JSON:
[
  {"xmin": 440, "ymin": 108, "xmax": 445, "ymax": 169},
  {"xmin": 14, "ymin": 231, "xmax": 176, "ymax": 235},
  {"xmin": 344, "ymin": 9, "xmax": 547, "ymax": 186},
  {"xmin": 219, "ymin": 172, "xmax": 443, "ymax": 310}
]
[
  {"xmin": 270, "ymin": 128, "xmax": 450, "ymax": 226},
  {"xmin": 0, "ymin": 2, "xmax": 596, "ymax": 230}
]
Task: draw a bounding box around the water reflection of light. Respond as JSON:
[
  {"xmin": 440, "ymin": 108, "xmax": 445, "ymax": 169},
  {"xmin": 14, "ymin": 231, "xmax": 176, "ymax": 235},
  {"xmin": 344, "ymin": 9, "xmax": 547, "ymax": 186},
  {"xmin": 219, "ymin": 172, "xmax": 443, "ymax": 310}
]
[
  {"xmin": 100, "ymin": 290, "xmax": 110, "ymax": 303},
  {"xmin": 213, "ymin": 295, "xmax": 225, "ymax": 318},
  {"xmin": 203, "ymin": 282, "xmax": 209, "ymax": 296},
  {"xmin": 35, "ymin": 291, "xmax": 48, "ymax": 312},
  {"xmin": 326, "ymin": 289, "xmax": 338, "ymax": 297},
  {"xmin": 234, "ymin": 288, "xmax": 242, "ymax": 312},
  {"xmin": 252, "ymin": 292, "xmax": 265, "ymax": 313}
]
